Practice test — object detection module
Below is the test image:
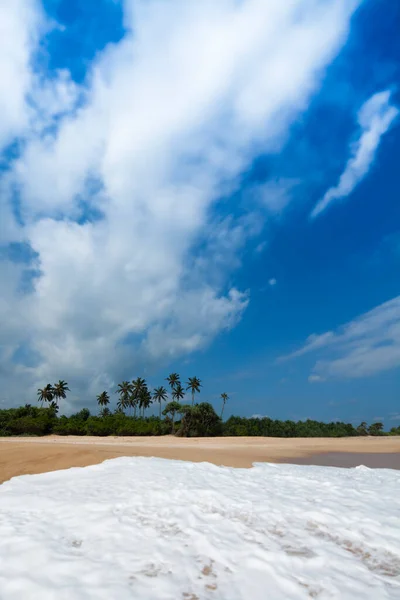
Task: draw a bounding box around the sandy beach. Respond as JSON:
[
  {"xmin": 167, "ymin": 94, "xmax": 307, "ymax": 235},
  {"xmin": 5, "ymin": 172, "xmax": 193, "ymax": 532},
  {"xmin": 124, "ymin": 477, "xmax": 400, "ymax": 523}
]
[{"xmin": 1, "ymin": 435, "xmax": 399, "ymax": 483}]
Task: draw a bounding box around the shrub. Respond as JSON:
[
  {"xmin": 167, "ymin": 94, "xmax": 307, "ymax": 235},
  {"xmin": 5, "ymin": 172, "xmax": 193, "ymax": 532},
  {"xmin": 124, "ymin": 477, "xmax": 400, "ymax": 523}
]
[
  {"xmin": 85, "ymin": 416, "xmax": 115, "ymax": 436},
  {"xmin": 53, "ymin": 416, "xmax": 86, "ymax": 436}
]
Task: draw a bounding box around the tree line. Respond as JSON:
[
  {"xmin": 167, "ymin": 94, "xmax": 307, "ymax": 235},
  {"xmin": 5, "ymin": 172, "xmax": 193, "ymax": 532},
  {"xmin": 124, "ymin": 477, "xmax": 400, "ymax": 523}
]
[{"xmin": 0, "ymin": 374, "xmax": 396, "ymax": 438}]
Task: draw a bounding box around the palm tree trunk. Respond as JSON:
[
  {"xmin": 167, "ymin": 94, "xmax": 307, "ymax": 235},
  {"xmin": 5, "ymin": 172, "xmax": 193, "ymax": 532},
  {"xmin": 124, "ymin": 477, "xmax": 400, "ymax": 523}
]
[
  {"xmin": 159, "ymin": 402, "xmax": 161, "ymax": 419},
  {"xmin": 220, "ymin": 401, "xmax": 225, "ymax": 420},
  {"xmin": 192, "ymin": 390, "xmax": 194, "ymax": 406}
]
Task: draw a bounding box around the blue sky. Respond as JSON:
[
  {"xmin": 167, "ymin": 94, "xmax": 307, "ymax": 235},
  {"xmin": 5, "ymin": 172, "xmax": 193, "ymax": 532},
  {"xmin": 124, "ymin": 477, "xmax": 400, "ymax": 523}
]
[{"xmin": 0, "ymin": 0, "xmax": 399, "ymax": 426}]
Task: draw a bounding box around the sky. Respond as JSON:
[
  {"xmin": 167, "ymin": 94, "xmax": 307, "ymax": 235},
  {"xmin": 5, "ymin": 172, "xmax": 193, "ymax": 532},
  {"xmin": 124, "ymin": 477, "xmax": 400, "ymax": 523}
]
[{"xmin": 0, "ymin": 0, "xmax": 399, "ymax": 426}]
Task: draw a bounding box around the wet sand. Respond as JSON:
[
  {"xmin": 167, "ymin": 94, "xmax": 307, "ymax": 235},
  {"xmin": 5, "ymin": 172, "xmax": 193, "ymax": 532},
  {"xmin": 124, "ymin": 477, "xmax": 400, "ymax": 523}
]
[
  {"xmin": 282, "ymin": 452, "xmax": 400, "ymax": 470},
  {"xmin": 0, "ymin": 435, "xmax": 399, "ymax": 483}
]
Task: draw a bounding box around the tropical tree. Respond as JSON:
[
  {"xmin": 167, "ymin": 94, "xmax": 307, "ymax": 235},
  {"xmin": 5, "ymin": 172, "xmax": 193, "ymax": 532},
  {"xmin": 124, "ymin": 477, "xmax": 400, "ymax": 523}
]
[
  {"xmin": 220, "ymin": 392, "xmax": 229, "ymax": 419},
  {"xmin": 116, "ymin": 381, "xmax": 133, "ymax": 415},
  {"xmin": 52, "ymin": 380, "xmax": 70, "ymax": 409},
  {"xmin": 116, "ymin": 397, "xmax": 129, "ymax": 414},
  {"xmin": 166, "ymin": 373, "xmax": 180, "ymax": 391},
  {"xmin": 356, "ymin": 421, "xmax": 368, "ymax": 436},
  {"xmin": 186, "ymin": 376, "xmax": 201, "ymax": 406},
  {"xmin": 163, "ymin": 401, "xmax": 182, "ymax": 432},
  {"xmin": 37, "ymin": 384, "xmax": 54, "ymax": 407},
  {"xmin": 131, "ymin": 377, "xmax": 146, "ymax": 417},
  {"xmin": 178, "ymin": 402, "xmax": 221, "ymax": 437},
  {"xmin": 100, "ymin": 407, "xmax": 111, "ymax": 417},
  {"xmin": 48, "ymin": 400, "xmax": 59, "ymax": 414},
  {"xmin": 153, "ymin": 386, "xmax": 168, "ymax": 419},
  {"xmin": 172, "ymin": 383, "xmax": 185, "ymax": 402},
  {"xmin": 368, "ymin": 422, "xmax": 384, "ymax": 436},
  {"xmin": 139, "ymin": 386, "xmax": 152, "ymax": 417},
  {"xmin": 97, "ymin": 391, "xmax": 110, "ymax": 411}
]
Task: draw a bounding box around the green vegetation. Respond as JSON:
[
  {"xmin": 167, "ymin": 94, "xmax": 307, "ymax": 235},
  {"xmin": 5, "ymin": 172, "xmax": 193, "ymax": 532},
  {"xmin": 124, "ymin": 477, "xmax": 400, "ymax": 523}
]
[{"xmin": 0, "ymin": 374, "xmax": 397, "ymax": 438}]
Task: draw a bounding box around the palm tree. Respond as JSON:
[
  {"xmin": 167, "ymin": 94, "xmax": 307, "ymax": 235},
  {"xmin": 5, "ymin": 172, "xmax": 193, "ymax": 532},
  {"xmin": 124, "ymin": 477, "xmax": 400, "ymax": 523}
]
[
  {"xmin": 131, "ymin": 377, "xmax": 146, "ymax": 417},
  {"xmin": 186, "ymin": 376, "xmax": 201, "ymax": 405},
  {"xmin": 116, "ymin": 397, "xmax": 129, "ymax": 413},
  {"xmin": 166, "ymin": 373, "xmax": 180, "ymax": 391},
  {"xmin": 153, "ymin": 386, "xmax": 168, "ymax": 419},
  {"xmin": 172, "ymin": 383, "xmax": 185, "ymax": 402},
  {"xmin": 37, "ymin": 384, "xmax": 54, "ymax": 407},
  {"xmin": 53, "ymin": 380, "xmax": 70, "ymax": 409},
  {"xmin": 97, "ymin": 391, "xmax": 110, "ymax": 411},
  {"xmin": 116, "ymin": 381, "xmax": 133, "ymax": 414},
  {"xmin": 220, "ymin": 393, "xmax": 229, "ymax": 420},
  {"xmin": 139, "ymin": 387, "xmax": 152, "ymax": 417}
]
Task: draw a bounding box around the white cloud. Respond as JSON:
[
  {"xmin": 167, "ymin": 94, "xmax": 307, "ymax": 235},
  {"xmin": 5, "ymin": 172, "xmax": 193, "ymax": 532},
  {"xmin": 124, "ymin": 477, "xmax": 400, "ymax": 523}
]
[
  {"xmin": 308, "ymin": 374, "xmax": 324, "ymax": 383},
  {"xmin": 311, "ymin": 90, "xmax": 399, "ymax": 218},
  {"xmin": 0, "ymin": 0, "xmax": 362, "ymax": 408},
  {"xmin": 282, "ymin": 295, "xmax": 400, "ymax": 379},
  {"xmin": 268, "ymin": 278, "xmax": 277, "ymax": 286},
  {"xmin": 248, "ymin": 178, "xmax": 300, "ymax": 214}
]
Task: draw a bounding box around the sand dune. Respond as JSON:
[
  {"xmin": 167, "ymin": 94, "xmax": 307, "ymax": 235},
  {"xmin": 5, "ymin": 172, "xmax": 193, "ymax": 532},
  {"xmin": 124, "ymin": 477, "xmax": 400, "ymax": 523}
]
[{"xmin": 1, "ymin": 435, "xmax": 399, "ymax": 483}]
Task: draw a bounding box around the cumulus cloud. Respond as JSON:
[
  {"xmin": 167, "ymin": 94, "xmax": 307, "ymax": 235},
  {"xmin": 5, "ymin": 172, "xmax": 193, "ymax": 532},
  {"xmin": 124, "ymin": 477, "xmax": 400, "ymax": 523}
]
[
  {"xmin": 0, "ymin": 0, "xmax": 361, "ymax": 408},
  {"xmin": 311, "ymin": 90, "xmax": 399, "ymax": 218},
  {"xmin": 281, "ymin": 295, "xmax": 400, "ymax": 379}
]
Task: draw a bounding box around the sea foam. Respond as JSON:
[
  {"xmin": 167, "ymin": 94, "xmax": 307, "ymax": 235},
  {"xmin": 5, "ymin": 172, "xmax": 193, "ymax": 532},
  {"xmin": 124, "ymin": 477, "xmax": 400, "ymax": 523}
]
[{"xmin": 0, "ymin": 458, "xmax": 399, "ymax": 599}]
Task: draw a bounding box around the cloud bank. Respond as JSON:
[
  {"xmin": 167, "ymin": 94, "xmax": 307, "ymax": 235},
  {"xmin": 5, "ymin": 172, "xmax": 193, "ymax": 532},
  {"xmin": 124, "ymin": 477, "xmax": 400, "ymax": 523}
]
[
  {"xmin": 0, "ymin": 0, "xmax": 361, "ymax": 408},
  {"xmin": 282, "ymin": 295, "xmax": 400, "ymax": 379},
  {"xmin": 311, "ymin": 89, "xmax": 399, "ymax": 218}
]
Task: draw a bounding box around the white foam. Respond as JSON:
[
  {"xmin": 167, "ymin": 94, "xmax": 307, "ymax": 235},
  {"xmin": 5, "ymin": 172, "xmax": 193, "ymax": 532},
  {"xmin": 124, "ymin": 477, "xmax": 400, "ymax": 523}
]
[{"xmin": 0, "ymin": 458, "xmax": 399, "ymax": 599}]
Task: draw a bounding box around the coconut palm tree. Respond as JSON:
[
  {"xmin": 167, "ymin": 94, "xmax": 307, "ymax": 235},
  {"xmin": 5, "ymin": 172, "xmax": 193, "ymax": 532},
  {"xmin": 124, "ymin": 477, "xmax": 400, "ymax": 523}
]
[
  {"xmin": 37, "ymin": 384, "xmax": 54, "ymax": 407},
  {"xmin": 220, "ymin": 392, "xmax": 229, "ymax": 419},
  {"xmin": 97, "ymin": 391, "xmax": 110, "ymax": 410},
  {"xmin": 131, "ymin": 377, "xmax": 146, "ymax": 417},
  {"xmin": 116, "ymin": 397, "xmax": 129, "ymax": 414},
  {"xmin": 186, "ymin": 376, "xmax": 201, "ymax": 405},
  {"xmin": 53, "ymin": 380, "xmax": 70, "ymax": 409},
  {"xmin": 116, "ymin": 381, "xmax": 133, "ymax": 414},
  {"xmin": 153, "ymin": 386, "xmax": 168, "ymax": 419},
  {"xmin": 172, "ymin": 383, "xmax": 185, "ymax": 402},
  {"xmin": 139, "ymin": 386, "xmax": 152, "ymax": 417},
  {"xmin": 166, "ymin": 373, "xmax": 180, "ymax": 391}
]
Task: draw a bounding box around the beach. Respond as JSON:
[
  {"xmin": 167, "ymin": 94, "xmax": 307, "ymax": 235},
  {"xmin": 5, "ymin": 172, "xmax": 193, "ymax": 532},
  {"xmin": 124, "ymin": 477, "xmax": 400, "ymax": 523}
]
[{"xmin": 1, "ymin": 435, "xmax": 399, "ymax": 483}]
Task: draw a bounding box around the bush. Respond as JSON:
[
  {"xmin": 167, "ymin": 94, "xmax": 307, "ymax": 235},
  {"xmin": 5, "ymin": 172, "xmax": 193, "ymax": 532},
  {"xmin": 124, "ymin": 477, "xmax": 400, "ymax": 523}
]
[
  {"xmin": 84, "ymin": 416, "xmax": 115, "ymax": 436},
  {"xmin": 53, "ymin": 416, "xmax": 86, "ymax": 436},
  {"xmin": 177, "ymin": 402, "xmax": 222, "ymax": 437}
]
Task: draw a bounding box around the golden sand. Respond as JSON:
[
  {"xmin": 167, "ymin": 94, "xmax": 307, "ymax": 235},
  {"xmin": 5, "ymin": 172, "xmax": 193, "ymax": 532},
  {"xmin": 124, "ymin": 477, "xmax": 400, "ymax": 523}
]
[{"xmin": 1, "ymin": 435, "xmax": 399, "ymax": 483}]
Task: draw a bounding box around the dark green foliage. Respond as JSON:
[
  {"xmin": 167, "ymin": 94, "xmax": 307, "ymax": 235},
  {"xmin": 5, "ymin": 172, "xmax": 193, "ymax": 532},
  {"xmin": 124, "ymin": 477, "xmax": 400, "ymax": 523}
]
[
  {"xmin": 177, "ymin": 402, "xmax": 222, "ymax": 437},
  {"xmin": 84, "ymin": 416, "xmax": 115, "ymax": 436},
  {"xmin": 356, "ymin": 421, "xmax": 369, "ymax": 436},
  {"xmin": 163, "ymin": 401, "xmax": 182, "ymax": 432},
  {"xmin": 368, "ymin": 422, "xmax": 384, "ymax": 436},
  {"xmin": 0, "ymin": 401, "xmax": 391, "ymax": 439},
  {"xmin": 222, "ymin": 416, "xmax": 358, "ymax": 438},
  {"xmin": 0, "ymin": 405, "xmax": 56, "ymax": 436}
]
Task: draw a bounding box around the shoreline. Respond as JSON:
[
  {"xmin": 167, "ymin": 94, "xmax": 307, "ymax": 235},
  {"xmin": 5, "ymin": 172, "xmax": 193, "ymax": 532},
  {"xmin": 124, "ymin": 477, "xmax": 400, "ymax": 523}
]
[{"xmin": 1, "ymin": 435, "xmax": 399, "ymax": 483}]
